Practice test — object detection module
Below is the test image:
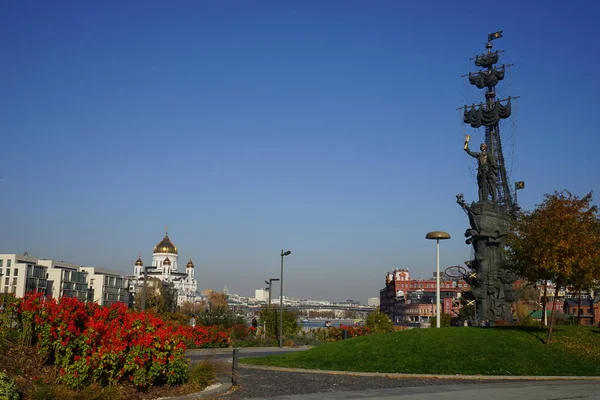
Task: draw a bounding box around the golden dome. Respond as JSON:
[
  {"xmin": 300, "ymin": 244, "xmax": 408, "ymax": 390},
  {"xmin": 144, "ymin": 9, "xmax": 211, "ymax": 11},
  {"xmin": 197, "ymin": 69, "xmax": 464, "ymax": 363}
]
[
  {"xmin": 153, "ymin": 234, "xmax": 178, "ymax": 255},
  {"xmin": 134, "ymin": 256, "xmax": 143, "ymax": 266},
  {"xmin": 186, "ymin": 258, "xmax": 194, "ymax": 269}
]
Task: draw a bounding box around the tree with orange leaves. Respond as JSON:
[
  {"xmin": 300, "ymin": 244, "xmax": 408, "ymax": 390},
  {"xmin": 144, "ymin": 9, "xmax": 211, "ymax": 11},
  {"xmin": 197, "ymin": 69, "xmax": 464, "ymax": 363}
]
[{"xmin": 506, "ymin": 190, "xmax": 600, "ymax": 344}]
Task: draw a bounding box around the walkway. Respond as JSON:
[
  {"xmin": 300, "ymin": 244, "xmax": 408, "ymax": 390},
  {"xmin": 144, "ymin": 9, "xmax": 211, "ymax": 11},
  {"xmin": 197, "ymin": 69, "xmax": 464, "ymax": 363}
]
[
  {"xmin": 219, "ymin": 368, "xmax": 598, "ymax": 399},
  {"xmin": 184, "ymin": 347, "xmax": 600, "ymax": 400}
]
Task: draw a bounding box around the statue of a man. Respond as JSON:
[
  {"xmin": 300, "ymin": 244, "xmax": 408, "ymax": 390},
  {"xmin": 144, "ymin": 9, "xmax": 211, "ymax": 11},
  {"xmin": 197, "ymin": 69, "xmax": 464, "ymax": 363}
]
[{"xmin": 464, "ymin": 137, "xmax": 498, "ymax": 203}]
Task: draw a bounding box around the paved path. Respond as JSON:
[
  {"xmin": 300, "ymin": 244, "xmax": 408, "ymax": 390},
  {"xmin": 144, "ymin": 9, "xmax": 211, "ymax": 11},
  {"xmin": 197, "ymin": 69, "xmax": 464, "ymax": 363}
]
[
  {"xmin": 218, "ymin": 369, "xmax": 598, "ymax": 400},
  {"xmin": 184, "ymin": 347, "xmax": 600, "ymax": 399}
]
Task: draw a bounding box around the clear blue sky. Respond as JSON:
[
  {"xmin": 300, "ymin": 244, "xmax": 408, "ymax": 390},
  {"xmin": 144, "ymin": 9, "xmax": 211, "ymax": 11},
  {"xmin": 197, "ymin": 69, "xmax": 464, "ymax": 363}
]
[{"xmin": 1, "ymin": 1, "xmax": 598, "ymax": 303}]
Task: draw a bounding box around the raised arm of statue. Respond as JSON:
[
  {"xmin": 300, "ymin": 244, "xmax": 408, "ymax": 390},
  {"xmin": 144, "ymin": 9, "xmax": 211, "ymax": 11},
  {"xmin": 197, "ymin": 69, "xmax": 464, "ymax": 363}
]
[
  {"xmin": 463, "ymin": 135, "xmax": 479, "ymax": 158},
  {"xmin": 464, "ymin": 146, "xmax": 479, "ymax": 159}
]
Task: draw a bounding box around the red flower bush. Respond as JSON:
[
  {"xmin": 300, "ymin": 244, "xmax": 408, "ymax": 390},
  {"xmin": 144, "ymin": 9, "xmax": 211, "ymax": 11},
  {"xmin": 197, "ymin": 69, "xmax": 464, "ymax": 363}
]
[
  {"xmin": 340, "ymin": 324, "xmax": 371, "ymax": 338},
  {"xmin": 185, "ymin": 325, "xmax": 230, "ymax": 348},
  {"xmin": 18, "ymin": 293, "xmax": 191, "ymax": 389}
]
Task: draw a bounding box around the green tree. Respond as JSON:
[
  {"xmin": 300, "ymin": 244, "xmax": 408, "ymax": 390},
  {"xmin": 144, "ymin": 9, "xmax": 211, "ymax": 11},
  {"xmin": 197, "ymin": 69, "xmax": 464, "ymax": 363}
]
[
  {"xmin": 133, "ymin": 279, "xmax": 178, "ymax": 313},
  {"xmin": 506, "ymin": 190, "xmax": 600, "ymax": 343},
  {"xmin": 365, "ymin": 311, "xmax": 394, "ymax": 333},
  {"xmin": 258, "ymin": 307, "xmax": 300, "ymax": 339}
]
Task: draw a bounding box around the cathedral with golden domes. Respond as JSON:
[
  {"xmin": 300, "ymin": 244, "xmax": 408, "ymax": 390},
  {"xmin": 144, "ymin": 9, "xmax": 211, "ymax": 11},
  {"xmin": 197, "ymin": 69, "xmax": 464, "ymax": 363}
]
[{"xmin": 130, "ymin": 231, "xmax": 197, "ymax": 306}]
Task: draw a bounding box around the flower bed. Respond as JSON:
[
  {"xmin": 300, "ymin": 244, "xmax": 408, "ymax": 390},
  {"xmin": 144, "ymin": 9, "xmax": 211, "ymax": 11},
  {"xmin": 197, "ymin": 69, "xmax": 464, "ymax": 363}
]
[{"xmin": 18, "ymin": 293, "xmax": 193, "ymax": 389}]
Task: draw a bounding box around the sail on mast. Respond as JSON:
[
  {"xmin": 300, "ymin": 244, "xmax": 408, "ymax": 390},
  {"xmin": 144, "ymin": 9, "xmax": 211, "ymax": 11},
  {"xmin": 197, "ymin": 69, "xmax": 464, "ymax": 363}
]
[{"xmin": 462, "ymin": 32, "xmax": 517, "ymax": 210}]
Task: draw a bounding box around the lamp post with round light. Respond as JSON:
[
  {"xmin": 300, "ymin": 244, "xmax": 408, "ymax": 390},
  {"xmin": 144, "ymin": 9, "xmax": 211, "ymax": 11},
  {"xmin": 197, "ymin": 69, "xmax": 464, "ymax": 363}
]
[
  {"xmin": 426, "ymin": 231, "xmax": 451, "ymax": 328},
  {"xmin": 279, "ymin": 249, "xmax": 291, "ymax": 348}
]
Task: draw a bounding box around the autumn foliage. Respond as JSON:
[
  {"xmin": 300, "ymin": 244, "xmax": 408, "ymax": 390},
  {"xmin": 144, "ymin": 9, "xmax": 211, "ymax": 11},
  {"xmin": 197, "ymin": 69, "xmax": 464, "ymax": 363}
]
[{"xmin": 506, "ymin": 190, "xmax": 600, "ymax": 343}]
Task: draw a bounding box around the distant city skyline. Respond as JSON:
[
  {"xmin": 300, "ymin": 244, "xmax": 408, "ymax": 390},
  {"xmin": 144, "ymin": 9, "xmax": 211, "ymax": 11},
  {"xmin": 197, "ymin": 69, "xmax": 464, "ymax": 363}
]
[{"xmin": 1, "ymin": 1, "xmax": 598, "ymax": 303}]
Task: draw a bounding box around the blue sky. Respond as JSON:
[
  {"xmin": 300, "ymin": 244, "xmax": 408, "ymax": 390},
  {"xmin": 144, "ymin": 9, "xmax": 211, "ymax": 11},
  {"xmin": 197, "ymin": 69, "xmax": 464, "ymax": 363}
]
[{"xmin": 1, "ymin": 1, "xmax": 598, "ymax": 303}]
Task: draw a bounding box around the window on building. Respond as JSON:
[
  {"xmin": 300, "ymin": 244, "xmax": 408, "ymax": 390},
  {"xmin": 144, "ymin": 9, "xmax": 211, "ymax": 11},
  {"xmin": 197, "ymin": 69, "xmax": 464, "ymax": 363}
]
[
  {"xmin": 13, "ymin": 268, "xmax": 17, "ymax": 276},
  {"xmin": 12, "ymin": 278, "xmax": 17, "ymax": 285},
  {"xmin": 7, "ymin": 260, "xmax": 11, "ymax": 268},
  {"xmin": 4, "ymin": 278, "xmax": 8, "ymax": 286},
  {"xmin": 0, "ymin": 259, "xmax": 3, "ymax": 267}
]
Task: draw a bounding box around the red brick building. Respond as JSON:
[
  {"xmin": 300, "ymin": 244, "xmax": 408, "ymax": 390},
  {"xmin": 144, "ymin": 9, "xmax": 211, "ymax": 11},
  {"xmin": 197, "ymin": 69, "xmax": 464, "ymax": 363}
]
[
  {"xmin": 380, "ymin": 268, "xmax": 469, "ymax": 325},
  {"xmin": 563, "ymin": 298, "xmax": 600, "ymax": 326}
]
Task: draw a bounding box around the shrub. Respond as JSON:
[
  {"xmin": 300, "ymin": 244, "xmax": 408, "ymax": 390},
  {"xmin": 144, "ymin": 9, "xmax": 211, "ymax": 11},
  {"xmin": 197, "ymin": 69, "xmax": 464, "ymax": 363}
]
[
  {"xmin": 185, "ymin": 325, "xmax": 230, "ymax": 348},
  {"xmin": 230, "ymin": 331, "xmax": 275, "ymax": 348},
  {"xmin": 230, "ymin": 324, "xmax": 249, "ymax": 341},
  {"xmin": 18, "ymin": 293, "xmax": 191, "ymax": 390},
  {"xmin": 0, "ymin": 371, "xmax": 20, "ymax": 400},
  {"xmin": 188, "ymin": 362, "xmax": 215, "ymax": 388},
  {"xmin": 518, "ymin": 316, "xmax": 537, "ymax": 326},
  {"xmin": 440, "ymin": 313, "xmax": 452, "ymax": 328},
  {"xmin": 196, "ymin": 311, "xmax": 245, "ymax": 329},
  {"xmin": 365, "ymin": 311, "xmax": 394, "ymax": 333},
  {"xmin": 258, "ymin": 308, "xmax": 299, "ymax": 339}
]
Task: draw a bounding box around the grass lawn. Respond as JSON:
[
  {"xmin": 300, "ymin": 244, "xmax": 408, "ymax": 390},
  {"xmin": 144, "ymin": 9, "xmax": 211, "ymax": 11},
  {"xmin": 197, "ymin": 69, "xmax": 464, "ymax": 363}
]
[{"xmin": 241, "ymin": 326, "xmax": 600, "ymax": 376}]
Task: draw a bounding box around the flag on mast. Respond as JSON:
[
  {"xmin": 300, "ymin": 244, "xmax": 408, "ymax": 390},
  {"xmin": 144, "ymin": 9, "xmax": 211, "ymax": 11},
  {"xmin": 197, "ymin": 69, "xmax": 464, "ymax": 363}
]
[{"xmin": 488, "ymin": 31, "xmax": 503, "ymax": 41}]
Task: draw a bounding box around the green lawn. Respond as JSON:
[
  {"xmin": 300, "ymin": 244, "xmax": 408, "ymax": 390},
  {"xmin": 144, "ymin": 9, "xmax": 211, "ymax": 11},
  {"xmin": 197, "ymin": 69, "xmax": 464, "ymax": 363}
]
[{"xmin": 241, "ymin": 326, "xmax": 600, "ymax": 376}]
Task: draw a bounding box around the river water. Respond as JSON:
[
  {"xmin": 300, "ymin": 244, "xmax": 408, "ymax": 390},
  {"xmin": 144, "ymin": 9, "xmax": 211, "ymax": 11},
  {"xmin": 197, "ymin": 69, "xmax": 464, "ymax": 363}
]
[{"xmin": 299, "ymin": 319, "xmax": 361, "ymax": 329}]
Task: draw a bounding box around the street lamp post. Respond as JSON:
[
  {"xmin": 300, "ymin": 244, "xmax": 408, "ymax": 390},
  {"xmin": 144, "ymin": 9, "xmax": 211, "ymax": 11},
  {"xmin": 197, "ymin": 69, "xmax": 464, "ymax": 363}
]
[
  {"xmin": 263, "ymin": 278, "xmax": 279, "ymax": 340},
  {"xmin": 426, "ymin": 231, "xmax": 451, "ymax": 328},
  {"xmin": 265, "ymin": 278, "xmax": 279, "ymax": 308},
  {"xmin": 279, "ymin": 249, "xmax": 291, "ymax": 348}
]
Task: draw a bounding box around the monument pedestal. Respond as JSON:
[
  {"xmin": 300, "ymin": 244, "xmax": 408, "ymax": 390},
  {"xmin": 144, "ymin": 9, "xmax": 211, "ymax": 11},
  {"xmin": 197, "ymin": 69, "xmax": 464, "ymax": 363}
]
[{"xmin": 457, "ymin": 197, "xmax": 518, "ymax": 324}]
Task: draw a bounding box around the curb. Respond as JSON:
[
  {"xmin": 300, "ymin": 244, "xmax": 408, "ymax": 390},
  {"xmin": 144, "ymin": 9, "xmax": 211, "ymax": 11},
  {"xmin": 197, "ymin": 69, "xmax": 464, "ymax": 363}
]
[
  {"xmin": 239, "ymin": 364, "xmax": 600, "ymax": 381},
  {"xmin": 160, "ymin": 378, "xmax": 233, "ymax": 399}
]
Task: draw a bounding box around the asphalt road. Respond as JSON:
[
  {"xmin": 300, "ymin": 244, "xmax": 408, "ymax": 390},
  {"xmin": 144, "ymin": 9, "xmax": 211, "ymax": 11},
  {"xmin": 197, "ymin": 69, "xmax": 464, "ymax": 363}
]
[
  {"xmin": 184, "ymin": 348, "xmax": 600, "ymax": 400},
  {"xmin": 221, "ymin": 369, "xmax": 599, "ymax": 400}
]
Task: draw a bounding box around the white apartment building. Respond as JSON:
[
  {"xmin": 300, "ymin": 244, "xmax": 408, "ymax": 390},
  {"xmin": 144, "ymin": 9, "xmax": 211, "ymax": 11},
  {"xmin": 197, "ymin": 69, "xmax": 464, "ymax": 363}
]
[
  {"xmin": 0, "ymin": 253, "xmax": 128, "ymax": 307},
  {"xmin": 0, "ymin": 254, "xmax": 47, "ymax": 297},
  {"xmin": 81, "ymin": 266, "xmax": 129, "ymax": 306},
  {"xmin": 38, "ymin": 259, "xmax": 90, "ymax": 302}
]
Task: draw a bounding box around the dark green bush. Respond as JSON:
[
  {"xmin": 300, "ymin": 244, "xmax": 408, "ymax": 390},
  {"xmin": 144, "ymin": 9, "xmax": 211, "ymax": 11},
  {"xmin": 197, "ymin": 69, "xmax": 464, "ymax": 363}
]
[{"xmin": 365, "ymin": 311, "xmax": 394, "ymax": 333}]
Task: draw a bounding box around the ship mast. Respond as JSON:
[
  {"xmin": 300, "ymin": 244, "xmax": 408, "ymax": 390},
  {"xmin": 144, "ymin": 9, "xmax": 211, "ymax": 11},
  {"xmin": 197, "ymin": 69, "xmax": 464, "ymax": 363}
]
[
  {"xmin": 484, "ymin": 34, "xmax": 512, "ymax": 209},
  {"xmin": 461, "ymin": 31, "xmax": 518, "ymax": 210}
]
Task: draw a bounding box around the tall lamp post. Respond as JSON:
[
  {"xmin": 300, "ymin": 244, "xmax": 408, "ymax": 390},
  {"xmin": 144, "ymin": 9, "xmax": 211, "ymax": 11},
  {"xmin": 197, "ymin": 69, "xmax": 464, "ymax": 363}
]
[
  {"xmin": 426, "ymin": 231, "xmax": 451, "ymax": 328},
  {"xmin": 279, "ymin": 249, "xmax": 291, "ymax": 348},
  {"xmin": 263, "ymin": 278, "xmax": 279, "ymax": 339},
  {"xmin": 265, "ymin": 278, "xmax": 279, "ymax": 308}
]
